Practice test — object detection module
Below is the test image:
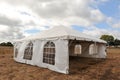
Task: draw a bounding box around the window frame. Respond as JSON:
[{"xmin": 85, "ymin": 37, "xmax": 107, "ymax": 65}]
[
  {"xmin": 23, "ymin": 42, "xmax": 33, "ymax": 60},
  {"xmin": 89, "ymin": 43, "xmax": 98, "ymax": 55},
  {"xmin": 74, "ymin": 44, "xmax": 82, "ymax": 55},
  {"xmin": 43, "ymin": 41, "xmax": 55, "ymax": 65}
]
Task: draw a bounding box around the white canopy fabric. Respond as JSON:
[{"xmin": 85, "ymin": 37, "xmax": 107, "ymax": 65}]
[{"xmin": 16, "ymin": 26, "xmax": 106, "ymax": 43}]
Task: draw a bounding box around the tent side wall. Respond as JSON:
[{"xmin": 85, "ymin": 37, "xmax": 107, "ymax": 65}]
[
  {"xmin": 68, "ymin": 40, "xmax": 106, "ymax": 58},
  {"xmin": 79, "ymin": 43, "xmax": 106, "ymax": 58},
  {"xmin": 14, "ymin": 39, "xmax": 69, "ymax": 74}
]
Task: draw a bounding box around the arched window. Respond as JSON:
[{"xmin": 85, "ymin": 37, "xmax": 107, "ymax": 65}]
[
  {"xmin": 89, "ymin": 44, "xmax": 98, "ymax": 55},
  {"xmin": 15, "ymin": 48, "xmax": 18, "ymax": 58},
  {"xmin": 43, "ymin": 41, "xmax": 55, "ymax": 65},
  {"xmin": 23, "ymin": 42, "xmax": 33, "ymax": 60},
  {"xmin": 74, "ymin": 44, "xmax": 82, "ymax": 54}
]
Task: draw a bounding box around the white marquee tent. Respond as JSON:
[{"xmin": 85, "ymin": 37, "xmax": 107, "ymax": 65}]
[{"xmin": 13, "ymin": 26, "xmax": 107, "ymax": 74}]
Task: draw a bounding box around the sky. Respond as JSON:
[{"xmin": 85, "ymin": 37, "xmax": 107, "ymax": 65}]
[{"xmin": 0, "ymin": 0, "xmax": 120, "ymax": 42}]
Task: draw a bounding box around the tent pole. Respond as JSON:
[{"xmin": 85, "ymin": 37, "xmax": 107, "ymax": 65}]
[{"xmin": 94, "ymin": 42, "xmax": 97, "ymax": 54}]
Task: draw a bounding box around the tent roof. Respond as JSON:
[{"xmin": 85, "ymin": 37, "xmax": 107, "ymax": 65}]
[{"xmin": 17, "ymin": 26, "xmax": 106, "ymax": 43}]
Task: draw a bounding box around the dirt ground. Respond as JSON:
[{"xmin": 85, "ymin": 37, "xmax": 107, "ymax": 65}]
[{"xmin": 0, "ymin": 48, "xmax": 120, "ymax": 80}]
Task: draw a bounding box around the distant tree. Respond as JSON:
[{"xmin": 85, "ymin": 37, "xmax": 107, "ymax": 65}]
[
  {"xmin": 100, "ymin": 35, "xmax": 114, "ymax": 42},
  {"xmin": 0, "ymin": 42, "xmax": 13, "ymax": 47},
  {"xmin": 114, "ymin": 39, "xmax": 120, "ymax": 47},
  {"xmin": 0, "ymin": 42, "xmax": 7, "ymax": 46},
  {"xmin": 100, "ymin": 35, "xmax": 114, "ymax": 46},
  {"xmin": 6, "ymin": 42, "xmax": 13, "ymax": 46}
]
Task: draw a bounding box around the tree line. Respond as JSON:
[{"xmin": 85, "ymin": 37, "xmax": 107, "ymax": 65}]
[
  {"xmin": 100, "ymin": 35, "xmax": 120, "ymax": 47},
  {"xmin": 0, "ymin": 42, "xmax": 13, "ymax": 47}
]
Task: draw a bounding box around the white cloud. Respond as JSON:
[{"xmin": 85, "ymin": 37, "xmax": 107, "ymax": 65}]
[
  {"xmin": 82, "ymin": 27, "xmax": 108, "ymax": 38},
  {"xmin": 0, "ymin": 0, "xmax": 119, "ymax": 42},
  {"xmin": 107, "ymin": 17, "xmax": 120, "ymax": 28},
  {"xmin": 31, "ymin": 0, "xmax": 105, "ymax": 26},
  {"xmin": 0, "ymin": 0, "xmax": 106, "ymax": 26},
  {"xmin": 112, "ymin": 22, "xmax": 120, "ymax": 28},
  {"xmin": 0, "ymin": 25, "xmax": 9, "ymax": 31},
  {"xmin": 82, "ymin": 27, "xmax": 120, "ymax": 39}
]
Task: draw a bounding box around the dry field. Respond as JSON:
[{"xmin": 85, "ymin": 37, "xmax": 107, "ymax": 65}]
[
  {"xmin": 0, "ymin": 47, "xmax": 120, "ymax": 80},
  {"xmin": 0, "ymin": 46, "xmax": 13, "ymax": 54}
]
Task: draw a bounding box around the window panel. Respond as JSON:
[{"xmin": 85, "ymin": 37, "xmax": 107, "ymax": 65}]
[
  {"xmin": 43, "ymin": 41, "xmax": 55, "ymax": 65},
  {"xmin": 23, "ymin": 42, "xmax": 33, "ymax": 60},
  {"xmin": 74, "ymin": 44, "xmax": 82, "ymax": 54},
  {"xmin": 89, "ymin": 44, "xmax": 98, "ymax": 55}
]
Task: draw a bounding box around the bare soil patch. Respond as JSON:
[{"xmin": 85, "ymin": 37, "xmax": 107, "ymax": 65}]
[{"xmin": 0, "ymin": 48, "xmax": 120, "ymax": 80}]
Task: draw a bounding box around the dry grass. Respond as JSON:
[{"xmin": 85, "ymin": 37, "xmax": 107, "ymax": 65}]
[
  {"xmin": 0, "ymin": 46, "xmax": 13, "ymax": 54},
  {"xmin": 0, "ymin": 47, "xmax": 120, "ymax": 80},
  {"xmin": 107, "ymin": 47, "xmax": 120, "ymax": 54}
]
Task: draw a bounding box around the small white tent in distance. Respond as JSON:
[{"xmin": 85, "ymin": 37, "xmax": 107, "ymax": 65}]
[{"xmin": 13, "ymin": 26, "xmax": 107, "ymax": 74}]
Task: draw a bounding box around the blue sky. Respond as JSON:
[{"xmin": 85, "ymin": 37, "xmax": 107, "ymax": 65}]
[
  {"xmin": 25, "ymin": 29, "xmax": 40, "ymax": 34},
  {"xmin": 0, "ymin": 0, "xmax": 120, "ymax": 42},
  {"xmin": 98, "ymin": 0, "xmax": 120, "ymax": 18}
]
